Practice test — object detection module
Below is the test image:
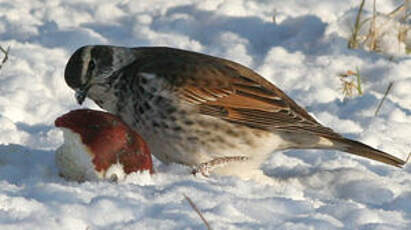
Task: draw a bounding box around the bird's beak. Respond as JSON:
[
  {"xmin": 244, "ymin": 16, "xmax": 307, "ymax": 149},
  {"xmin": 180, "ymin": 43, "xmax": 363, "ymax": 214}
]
[{"xmin": 75, "ymin": 85, "xmax": 90, "ymax": 105}]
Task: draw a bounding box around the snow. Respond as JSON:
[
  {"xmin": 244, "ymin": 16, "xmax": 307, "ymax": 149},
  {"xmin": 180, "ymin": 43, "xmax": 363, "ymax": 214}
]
[
  {"xmin": 0, "ymin": 0, "xmax": 410, "ymax": 229},
  {"xmin": 55, "ymin": 128, "xmax": 98, "ymax": 181}
]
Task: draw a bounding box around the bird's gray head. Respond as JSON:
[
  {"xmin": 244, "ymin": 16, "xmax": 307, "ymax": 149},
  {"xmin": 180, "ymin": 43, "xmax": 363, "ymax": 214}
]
[{"xmin": 64, "ymin": 45, "xmax": 136, "ymax": 105}]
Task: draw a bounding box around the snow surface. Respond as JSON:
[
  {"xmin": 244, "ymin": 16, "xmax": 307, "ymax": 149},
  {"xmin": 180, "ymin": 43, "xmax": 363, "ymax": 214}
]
[{"xmin": 0, "ymin": 0, "xmax": 411, "ymax": 229}]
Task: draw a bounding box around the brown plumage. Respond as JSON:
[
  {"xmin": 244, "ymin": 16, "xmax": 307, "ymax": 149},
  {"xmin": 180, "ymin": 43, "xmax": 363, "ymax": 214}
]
[{"xmin": 64, "ymin": 45, "xmax": 408, "ymax": 178}]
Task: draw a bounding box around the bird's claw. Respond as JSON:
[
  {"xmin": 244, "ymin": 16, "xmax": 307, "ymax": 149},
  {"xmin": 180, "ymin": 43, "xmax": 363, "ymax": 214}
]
[{"xmin": 192, "ymin": 156, "xmax": 249, "ymax": 177}]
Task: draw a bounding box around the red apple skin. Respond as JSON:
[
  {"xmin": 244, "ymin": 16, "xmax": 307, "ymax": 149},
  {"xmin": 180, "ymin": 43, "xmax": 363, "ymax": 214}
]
[{"xmin": 55, "ymin": 109, "xmax": 154, "ymax": 176}]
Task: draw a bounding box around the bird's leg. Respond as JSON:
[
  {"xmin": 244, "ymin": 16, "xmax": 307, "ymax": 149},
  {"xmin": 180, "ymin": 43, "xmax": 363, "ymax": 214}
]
[{"xmin": 192, "ymin": 156, "xmax": 249, "ymax": 177}]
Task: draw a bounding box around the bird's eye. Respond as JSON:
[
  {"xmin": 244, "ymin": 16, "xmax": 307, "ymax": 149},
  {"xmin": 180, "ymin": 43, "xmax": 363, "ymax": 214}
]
[{"xmin": 88, "ymin": 60, "xmax": 96, "ymax": 72}]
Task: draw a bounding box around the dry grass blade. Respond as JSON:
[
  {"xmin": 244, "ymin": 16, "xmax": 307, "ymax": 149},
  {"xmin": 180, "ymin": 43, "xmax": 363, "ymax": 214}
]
[
  {"xmin": 272, "ymin": 9, "xmax": 277, "ymax": 24},
  {"xmin": 365, "ymin": 0, "xmax": 378, "ymax": 51},
  {"xmin": 183, "ymin": 194, "xmax": 212, "ymax": 230},
  {"xmin": 341, "ymin": 79, "xmax": 355, "ymax": 97},
  {"xmin": 387, "ymin": 1, "xmax": 410, "ymax": 18},
  {"xmin": 374, "ymin": 82, "xmax": 394, "ymax": 116},
  {"xmin": 348, "ymin": 0, "xmax": 366, "ymax": 49},
  {"xmin": 398, "ymin": 0, "xmax": 410, "ymax": 52},
  {"xmin": 0, "ymin": 46, "xmax": 9, "ymax": 71},
  {"xmin": 355, "ymin": 67, "xmax": 363, "ymax": 95},
  {"xmin": 338, "ymin": 68, "xmax": 363, "ymax": 98}
]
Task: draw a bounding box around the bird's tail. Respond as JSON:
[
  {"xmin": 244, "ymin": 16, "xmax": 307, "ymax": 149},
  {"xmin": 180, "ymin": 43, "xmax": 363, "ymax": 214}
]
[{"xmin": 330, "ymin": 137, "xmax": 409, "ymax": 167}]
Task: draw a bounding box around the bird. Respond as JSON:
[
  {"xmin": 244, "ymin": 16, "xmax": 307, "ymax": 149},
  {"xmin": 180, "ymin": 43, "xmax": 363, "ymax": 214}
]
[
  {"xmin": 63, "ymin": 45, "xmax": 408, "ymax": 179},
  {"xmin": 55, "ymin": 109, "xmax": 153, "ymax": 181}
]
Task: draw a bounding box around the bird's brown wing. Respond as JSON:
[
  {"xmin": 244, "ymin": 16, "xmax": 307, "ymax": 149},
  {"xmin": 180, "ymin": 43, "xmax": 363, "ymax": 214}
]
[
  {"xmin": 180, "ymin": 72, "xmax": 341, "ymax": 138},
  {"xmin": 134, "ymin": 47, "xmax": 341, "ymax": 138}
]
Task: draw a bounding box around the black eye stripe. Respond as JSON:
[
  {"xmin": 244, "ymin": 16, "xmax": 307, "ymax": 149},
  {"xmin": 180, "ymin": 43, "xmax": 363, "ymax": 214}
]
[
  {"xmin": 90, "ymin": 46, "xmax": 113, "ymax": 68},
  {"xmin": 88, "ymin": 60, "xmax": 96, "ymax": 72}
]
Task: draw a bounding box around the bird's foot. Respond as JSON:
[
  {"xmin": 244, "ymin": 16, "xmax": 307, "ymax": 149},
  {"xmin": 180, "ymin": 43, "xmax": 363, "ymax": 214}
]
[{"xmin": 192, "ymin": 156, "xmax": 249, "ymax": 177}]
